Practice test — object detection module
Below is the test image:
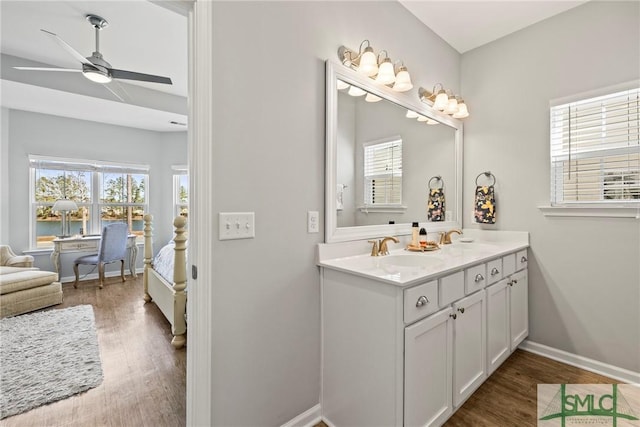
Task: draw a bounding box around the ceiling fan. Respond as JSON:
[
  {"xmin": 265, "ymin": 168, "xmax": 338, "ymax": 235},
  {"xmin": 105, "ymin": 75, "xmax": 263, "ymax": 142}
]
[{"xmin": 14, "ymin": 14, "xmax": 172, "ymax": 100}]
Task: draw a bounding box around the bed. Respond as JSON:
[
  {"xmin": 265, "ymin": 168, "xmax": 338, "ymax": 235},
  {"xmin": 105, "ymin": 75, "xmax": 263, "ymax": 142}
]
[{"xmin": 143, "ymin": 214, "xmax": 187, "ymax": 349}]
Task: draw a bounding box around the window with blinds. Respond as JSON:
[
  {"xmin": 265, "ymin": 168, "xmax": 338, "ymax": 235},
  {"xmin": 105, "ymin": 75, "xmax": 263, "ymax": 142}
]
[
  {"xmin": 363, "ymin": 137, "xmax": 402, "ymax": 206},
  {"xmin": 550, "ymin": 87, "xmax": 639, "ymax": 206}
]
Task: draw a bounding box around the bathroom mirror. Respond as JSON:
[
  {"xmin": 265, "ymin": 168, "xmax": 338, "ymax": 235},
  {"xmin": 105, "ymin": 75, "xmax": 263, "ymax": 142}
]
[{"xmin": 325, "ymin": 61, "xmax": 463, "ymax": 243}]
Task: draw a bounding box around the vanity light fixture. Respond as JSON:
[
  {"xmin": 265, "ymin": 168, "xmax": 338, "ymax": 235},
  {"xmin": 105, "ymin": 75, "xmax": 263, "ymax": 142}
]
[
  {"xmin": 365, "ymin": 93, "xmax": 382, "ymax": 102},
  {"xmin": 406, "ymin": 110, "xmax": 419, "ymax": 119},
  {"xmin": 375, "ymin": 51, "xmax": 396, "ymax": 85},
  {"xmin": 336, "ymin": 79, "xmax": 350, "ymax": 90},
  {"xmin": 419, "ymin": 85, "xmax": 471, "ymax": 119},
  {"xmin": 348, "ymin": 85, "xmax": 366, "ymax": 97},
  {"xmin": 417, "ymin": 115, "xmax": 428, "ymax": 122},
  {"xmin": 339, "ymin": 40, "xmax": 412, "ymax": 92},
  {"xmin": 392, "ymin": 63, "xmax": 413, "ymax": 92}
]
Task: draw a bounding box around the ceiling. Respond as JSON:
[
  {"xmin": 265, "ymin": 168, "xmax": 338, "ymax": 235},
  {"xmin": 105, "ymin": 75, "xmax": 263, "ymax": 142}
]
[
  {"xmin": 1, "ymin": 1, "xmax": 588, "ymax": 131},
  {"xmin": 0, "ymin": 1, "xmax": 188, "ymax": 132},
  {"xmin": 399, "ymin": 1, "xmax": 589, "ymax": 53}
]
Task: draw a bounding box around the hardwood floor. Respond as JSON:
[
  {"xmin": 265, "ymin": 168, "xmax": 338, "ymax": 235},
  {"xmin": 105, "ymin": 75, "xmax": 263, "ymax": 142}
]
[
  {"xmin": 1, "ymin": 275, "xmax": 186, "ymax": 427},
  {"xmin": 315, "ymin": 350, "xmax": 616, "ymax": 427}
]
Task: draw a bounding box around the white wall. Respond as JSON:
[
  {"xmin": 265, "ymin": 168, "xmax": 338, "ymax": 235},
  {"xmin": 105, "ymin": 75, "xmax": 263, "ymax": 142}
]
[
  {"xmin": 5, "ymin": 110, "xmax": 187, "ymax": 278},
  {"xmin": 461, "ymin": 1, "xmax": 640, "ymax": 372},
  {"xmin": 210, "ymin": 1, "xmax": 460, "ymax": 425},
  {"xmin": 1, "ymin": 108, "xmax": 9, "ymax": 244}
]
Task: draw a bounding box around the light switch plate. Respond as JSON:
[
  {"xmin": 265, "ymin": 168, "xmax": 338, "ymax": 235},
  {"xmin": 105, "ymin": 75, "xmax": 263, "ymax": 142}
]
[{"xmin": 219, "ymin": 212, "xmax": 255, "ymax": 240}]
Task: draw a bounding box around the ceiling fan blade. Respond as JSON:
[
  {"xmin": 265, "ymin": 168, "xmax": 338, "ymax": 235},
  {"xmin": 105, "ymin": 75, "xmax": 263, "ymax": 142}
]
[
  {"xmin": 110, "ymin": 68, "xmax": 172, "ymax": 85},
  {"xmin": 103, "ymin": 83, "xmax": 125, "ymax": 103},
  {"xmin": 41, "ymin": 29, "xmax": 92, "ymax": 66},
  {"xmin": 14, "ymin": 66, "xmax": 80, "ymax": 72}
]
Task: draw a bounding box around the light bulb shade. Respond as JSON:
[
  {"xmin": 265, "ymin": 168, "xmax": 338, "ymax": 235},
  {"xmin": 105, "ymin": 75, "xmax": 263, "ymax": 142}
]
[
  {"xmin": 358, "ymin": 47, "xmax": 378, "ymax": 77},
  {"xmin": 336, "ymin": 79, "xmax": 350, "ymax": 90},
  {"xmin": 453, "ymin": 101, "xmax": 469, "ymax": 118},
  {"xmin": 347, "ymin": 85, "xmax": 366, "ymax": 97},
  {"xmin": 365, "ymin": 93, "xmax": 382, "ymax": 102},
  {"xmin": 52, "ymin": 199, "xmax": 78, "ymax": 212},
  {"xmin": 406, "ymin": 110, "xmax": 419, "ymax": 119},
  {"xmin": 445, "ymin": 97, "xmax": 459, "ymax": 114},
  {"xmin": 417, "ymin": 115, "xmax": 428, "ymax": 122},
  {"xmin": 434, "ymin": 91, "xmax": 449, "ymax": 111},
  {"xmin": 426, "ymin": 119, "xmax": 439, "ymax": 125},
  {"xmin": 392, "ymin": 67, "xmax": 413, "ymax": 92},
  {"xmin": 375, "ymin": 60, "xmax": 396, "ymax": 85}
]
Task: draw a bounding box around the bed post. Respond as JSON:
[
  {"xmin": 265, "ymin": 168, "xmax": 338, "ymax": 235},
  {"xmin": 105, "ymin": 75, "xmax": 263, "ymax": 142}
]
[
  {"xmin": 143, "ymin": 214, "xmax": 153, "ymax": 303},
  {"xmin": 172, "ymin": 215, "xmax": 188, "ymax": 349}
]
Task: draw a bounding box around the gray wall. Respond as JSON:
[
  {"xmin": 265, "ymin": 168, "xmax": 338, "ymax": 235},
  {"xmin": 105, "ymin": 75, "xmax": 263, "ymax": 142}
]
[
  {"xmin": 461, "ymin": 1, "xmax": 640, "ymax": 371},
  {"xmin": 1, "ymin": 108, "xmax": 9, "ymax": 244},
  {"xmin": 210, "ymin": 1, "xmax": 460, "ymax": 425},
  {"xmin": 4, "ymin": 109, "xmax": 187, "ymax": 278}
]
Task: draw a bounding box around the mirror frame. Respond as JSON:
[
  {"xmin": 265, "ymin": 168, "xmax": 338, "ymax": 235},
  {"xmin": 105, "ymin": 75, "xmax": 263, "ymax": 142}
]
[{"xmin": 325, "ymin": 60, "xmax": 463, "ymax": 243}]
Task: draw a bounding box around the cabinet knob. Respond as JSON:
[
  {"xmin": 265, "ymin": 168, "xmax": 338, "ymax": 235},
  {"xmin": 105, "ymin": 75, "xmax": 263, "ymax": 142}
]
[
  {"xmin": 474, "ymin": 273, "xmax": 485, "ymax": 283},
  {"xmin": 449, "ymin": 313, "xmax": 457, "ymax": 320},
  {"xmin": 512, "ymin": 279, "xmax": 518, "ymax": 284},
  {"xmin": 491, "ymin": 267, "xmax": 499, "ymax": 276},
  {"xmin": 416, "ymin": 295, "xmax": 429, "ymax": 307},
  {"xmin": 507, "ymin": 281, "xmax": 513, "ymax": 287},
  {"xmin": 457, "ymin": 307, "xmax": 465, "ymax": 314},
  {"xmin": 521, "ymin": 256, "xmax": 528, "ymax": 263}
]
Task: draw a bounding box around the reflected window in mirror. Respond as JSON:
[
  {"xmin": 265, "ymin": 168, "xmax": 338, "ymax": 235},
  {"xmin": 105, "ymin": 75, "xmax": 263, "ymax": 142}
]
[{"xmin": 363, "ymin": 137, "xmax": 402, "ymax": 206}]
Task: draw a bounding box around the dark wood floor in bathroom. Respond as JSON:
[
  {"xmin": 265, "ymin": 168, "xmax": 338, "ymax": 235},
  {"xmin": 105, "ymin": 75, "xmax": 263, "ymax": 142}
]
[
  {"xmin": 315, "ymin": 349, "xmax": 616, "ymax": 427},
  {"xmin": 2, "ymin": 275, "xmax": 186, "ymax": 427}
]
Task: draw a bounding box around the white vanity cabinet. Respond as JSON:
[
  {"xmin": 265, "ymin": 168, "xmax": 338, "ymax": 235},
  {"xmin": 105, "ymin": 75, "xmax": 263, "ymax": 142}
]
[
  {"xmin": 320, "ymin": 243, "xmax": 529, "ymax": 427},
  {"xmin": 486, "ymin": 251, "xmax": 529, "ymax": 374}
]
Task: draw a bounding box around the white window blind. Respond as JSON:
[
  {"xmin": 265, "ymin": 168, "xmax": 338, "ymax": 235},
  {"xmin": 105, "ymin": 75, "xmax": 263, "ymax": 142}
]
[
  {"xmin": 363, "ymin": 137, "xmax": 402, "ymax": 205},
  {"xmin": 550, "ymin": 87, "xmax": 639, "ymax": 206}
]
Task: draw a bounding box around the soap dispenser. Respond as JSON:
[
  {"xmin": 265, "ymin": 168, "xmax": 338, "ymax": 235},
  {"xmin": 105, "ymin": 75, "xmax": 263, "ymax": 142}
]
[{"xmin": 411, "ymin": 222, "xmax": 419, "ymax": 247}]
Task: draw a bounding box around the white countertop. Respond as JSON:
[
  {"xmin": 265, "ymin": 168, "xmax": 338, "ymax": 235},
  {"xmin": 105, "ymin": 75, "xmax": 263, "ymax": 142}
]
[{"xmin": 317, "ymin": 229, "xmax": 529, "ymax": 287}]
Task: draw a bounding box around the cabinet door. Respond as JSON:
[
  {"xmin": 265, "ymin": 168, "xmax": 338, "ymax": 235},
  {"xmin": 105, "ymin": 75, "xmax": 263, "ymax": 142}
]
[
  {"xmin": 486, "ymin": 279, "xmax": 510, "ymax": 374},
  {"xmin": 405, "ymin": 307, "xmax": 453, "ymax": 427},
  {"xmin": 452, "ymin": 291, "xmax": 486, "ymax": 408},
  {"xmin": 509, "ymin": 269, "xmax": 529, "ymax": 350}
]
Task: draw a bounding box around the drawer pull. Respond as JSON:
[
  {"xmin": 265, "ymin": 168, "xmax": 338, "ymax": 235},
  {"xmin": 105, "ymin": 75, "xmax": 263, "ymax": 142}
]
[
  {"xmin": 449, "ymin": 313, "xmax": 457, "ymax": 320},
  {"xmin": 512, "ymin": 279, "xmax": 518, "ymax": 284},
  {"xmin": 474, "ymin": 273, "xmax": 485, "ymax": 283},
  {"xmin": 521, "ymin": 256, "xmax": 528, "ymax": 263},
  {"xmin": 457, "ymin": 307, "xmax": 465, "ymax": 314},
  {"xmin": 490, "ymin": 267, "xmax": 500, "ymax": 276},
  {"xmin": 507, "ymin": 281, "xmax": 513, "ymax": 287},
  {"xmin": 415, "ymin": 296, "xmax": 429, "ymax": 308}
]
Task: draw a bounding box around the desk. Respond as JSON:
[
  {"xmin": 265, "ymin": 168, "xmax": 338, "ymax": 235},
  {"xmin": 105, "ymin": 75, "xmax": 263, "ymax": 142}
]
[{"xmin": 51, "ymin": 235, "xmax": 138, "ymax": 281}]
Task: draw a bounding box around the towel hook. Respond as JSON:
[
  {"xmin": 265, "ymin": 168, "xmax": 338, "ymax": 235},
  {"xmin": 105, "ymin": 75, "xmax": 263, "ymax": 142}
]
[
  {"xmin": 475, "ymin": 171, "xmax": 496, "ymax": 186},
  {"xmin": 428, "ymin": 175, "xmax": 444, "ymax": 190}
]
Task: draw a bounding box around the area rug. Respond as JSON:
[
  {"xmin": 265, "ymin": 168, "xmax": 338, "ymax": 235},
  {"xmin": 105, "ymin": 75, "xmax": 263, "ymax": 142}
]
[{"xmin": 0, "ymin": 305, "xmax": 103, "ymax": 419}]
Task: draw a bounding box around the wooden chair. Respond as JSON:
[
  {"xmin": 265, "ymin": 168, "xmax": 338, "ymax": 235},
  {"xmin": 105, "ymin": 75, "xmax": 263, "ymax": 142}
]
[{"xmin": 73, "ymin": 223, "xmax": 129, "ymax": 289}]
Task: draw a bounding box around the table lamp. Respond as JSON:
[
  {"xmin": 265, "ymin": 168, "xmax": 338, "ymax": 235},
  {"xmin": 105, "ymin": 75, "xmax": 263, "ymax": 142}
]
[{"xmin": 52, "ymin": 199, "xmax": 78, "ymax": 238}]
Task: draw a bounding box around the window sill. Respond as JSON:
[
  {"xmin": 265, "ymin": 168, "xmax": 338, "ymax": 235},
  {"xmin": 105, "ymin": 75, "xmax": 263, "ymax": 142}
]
[
  {"xmin": 358, "ymin": 205, "xmax": 408, "ymax": 214},
  {"xmin": 538, "ymin": 206, "xmax": 640, "ymax": 218}
]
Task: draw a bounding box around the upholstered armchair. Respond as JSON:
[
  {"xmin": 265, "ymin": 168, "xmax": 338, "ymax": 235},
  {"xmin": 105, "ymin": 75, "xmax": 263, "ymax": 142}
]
[{"xmin": 0, "ymin": 245, "xmax": 34, "ymax": 268}]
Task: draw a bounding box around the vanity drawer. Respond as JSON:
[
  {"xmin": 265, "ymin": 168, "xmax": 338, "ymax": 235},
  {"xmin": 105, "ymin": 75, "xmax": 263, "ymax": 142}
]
[
  {"xmin": 59, "ymin": 240, "xmax": 99, "ymax": 252},
  {"xmin": 439, "ymin": 271, "xmax": 465, "ymax": 307},
  {"xmin": 465, "ymin": 263, "xmax": 487, "ymax": 294},
  {"xmin": 502, "ymin": 253, "xmax": 516, "ymax": 277},
  {"xmin": 516, "ymin": 249, "xmax": 528, "ymax": 271},
  {"xmin": 487, "ymin": 258, "xmax": 503, "ymax": 285},
  {"xmin": 404, "ymin": 280, "xmax": 439, "ymax": 324}
]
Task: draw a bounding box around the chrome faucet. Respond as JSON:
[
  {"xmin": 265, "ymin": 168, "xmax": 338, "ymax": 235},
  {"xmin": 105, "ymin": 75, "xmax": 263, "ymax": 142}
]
[
  {"xmin": 439, "ymin": 229, "xmax": 462, "ymax": 245},
  {"xmin": 378, "ymin": 236, "xmax": 399, "ymax": 255}
]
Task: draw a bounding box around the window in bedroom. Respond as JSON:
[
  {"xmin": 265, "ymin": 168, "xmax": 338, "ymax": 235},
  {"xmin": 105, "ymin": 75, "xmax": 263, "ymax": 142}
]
[
  {"xmin": 363, "ymin": 137, "xmax": 403, "ymax": 207},
  {"xmin": 30, "ymin": 156, "xmax": 149, "ymax": 249},
  {"xmin": 173, "ymin": 166, "xmax": 188, "ymax": 220},
  {"xmin": 550, "ymin": 86, "xmax": 639, "ymax": 208}
]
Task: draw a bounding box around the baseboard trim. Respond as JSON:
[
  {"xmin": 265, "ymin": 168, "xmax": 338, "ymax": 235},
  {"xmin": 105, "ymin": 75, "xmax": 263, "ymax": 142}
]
[
  {"xmin": 519, "ymin": 340, "xmax": 640, "ymax": 384},
  {"xmin": 280, "ymin": 404, "xmax": 321, "ymax": 427}
]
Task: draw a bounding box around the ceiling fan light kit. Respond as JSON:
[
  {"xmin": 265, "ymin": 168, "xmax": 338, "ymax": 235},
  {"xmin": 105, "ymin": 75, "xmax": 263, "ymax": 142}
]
[{"xmin": 14, "ymin": 13, "xmax": 172, "ymax": 91}]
